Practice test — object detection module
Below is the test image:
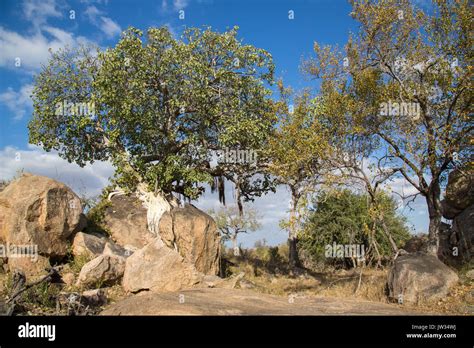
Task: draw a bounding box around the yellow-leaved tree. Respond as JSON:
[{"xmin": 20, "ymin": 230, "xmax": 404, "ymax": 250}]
[{"xmin": 303, "ymin": 0, "xmax": 473, "ymax": 256}]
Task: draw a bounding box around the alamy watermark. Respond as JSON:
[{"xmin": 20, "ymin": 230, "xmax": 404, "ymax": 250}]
[
  {"xmin": 55, "ymin": 100, "xmax": 95, "ymax": 117},
  {"xmin": 0, "ymin": 243, "xmax": 38, "ymax": 261},
  {"xmin": 325, "ymin": 242, "xmax": 365, "ymax": 261},
  {"xmin": 209, "ymin": 147, "xmax": 258, "ymax": 167},
  {"xmin": 379, "ymin": 100, "xmax": 420, "ymax": 120}
]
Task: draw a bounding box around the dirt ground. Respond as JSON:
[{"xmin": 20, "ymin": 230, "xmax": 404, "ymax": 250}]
[{"xmin": 1, "ymin": 264, "xmax": 472, "ymax": 315}]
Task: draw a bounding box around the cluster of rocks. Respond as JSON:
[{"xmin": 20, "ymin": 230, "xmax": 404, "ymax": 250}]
[
  {"xmin": 0, "ymin": 173, "xmax": 222, "ymax": 311},
  {"xmin": 439, "ymin": 166, "xmax": 473, "ymax": 265},
  {"xmin": 402, "ymin": 166, "xmax": 473, "ymax": 265},
  {"xmin": 0, "ymin": 171, "xmax": 470, "ymax": 312}
]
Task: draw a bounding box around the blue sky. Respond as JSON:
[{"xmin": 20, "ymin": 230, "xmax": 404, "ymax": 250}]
[{"xmin": 0, "ymin": 0, "xmax": 430, "ymax": 247}]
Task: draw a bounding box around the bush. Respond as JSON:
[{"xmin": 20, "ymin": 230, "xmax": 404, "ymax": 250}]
[
  {"xmin": 298, "ymin": 189, "xmax": 411, "ymax": 267},
  {"xmin": 83, "ymin": 197, "xmax": 112, "ymax": 237}
]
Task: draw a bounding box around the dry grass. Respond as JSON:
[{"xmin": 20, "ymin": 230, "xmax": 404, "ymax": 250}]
[{"xmin": 228, "ymin": 255, "xmax": 473, "ymax": 315}]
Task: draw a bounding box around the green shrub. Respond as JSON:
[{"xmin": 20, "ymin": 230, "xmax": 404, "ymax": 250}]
[
  {"xmin": 299, "ymin": 189, "xmax": 411, "ymax": 267},
  {"xmin": 84, "ymin": 198, "xmax": 112, "ymax": 237}
]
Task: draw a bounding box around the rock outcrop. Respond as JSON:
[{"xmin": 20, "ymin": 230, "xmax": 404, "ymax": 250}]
[
  {"xmin": 102, "ymin": 194, "xmax": 154, "ymax": 249},
  {"xmin": 159, "ymin": 204, "xmax": 220, "ymax": 275},
  {"xmin": 387, "ymin": 252, "xmax": 459, "ymax": 304},
  {"xmin": 122, "ymin": 238, "xmax": 203, "ymax": 293},
  {"xmin": 7, "ymin": 255, "xmax": 51, "ymax": 278},
  {"xmin": 442, "ymin": 166, "xmax": 474, "ymax": 215},
  {"xmin": 0, "ymin": 174, "xmax": 85, "ymax": 275},
  {"xmin": 450, "ymin": 205, "xmax": 474, "ymax": 263},
  {"xmin": 101, "ymin": 288, "xmax": 417, "ymax": 315},
  {"xmin": 439, "ymin": 166, "xmax": 473, "ymax": 265},
  {"xmin": 0, "ymin": 174, "xmax": 223, "ymax": 297}
]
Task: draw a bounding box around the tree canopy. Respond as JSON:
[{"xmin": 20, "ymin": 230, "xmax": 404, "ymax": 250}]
[
  {"xmin": 209, "ymin": 205, "xmax": 261, "ymax": 253},
  {"xmin": 303, "ymin": 0, "xmax": 473, "ymax": 254},
  {"xmin": 265, "ymin": 85, "xmax": 331, "ymax": 266},
  {"xmin": 29, "ymin": 26, "xmax": 276, "ymax": 201}
]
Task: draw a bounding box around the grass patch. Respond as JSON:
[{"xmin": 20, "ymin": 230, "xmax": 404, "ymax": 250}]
[
  {"xmin": 222, "ymin": 245, "xmax": 472, "ymax": 315},
  {"xmin": 69, "ymin": 254, "xmax": 92, "ymax": 275}
]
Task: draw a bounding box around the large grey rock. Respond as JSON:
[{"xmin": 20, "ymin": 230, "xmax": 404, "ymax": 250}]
[
  {"xmin": 76, "ymin": 255, "xmax": 125, "ymax": 288},
  {"xmin": 438, "ymin": 222, "xmax": 459, "ymax": 265},
  {"xmin": 0, "ymin": 174, "xmax": 84, "ymax": 255},
  {"xmin": 441, "ymin": 199, "xmax": 463, "ymax": 220},
  {"xmin": 439, "ymin": 205, "xmax": 473, "ymax": 265},
  {"xmin": 451, "ymin": 204, "xmax": 474, "ymax": 263},
  {"xmin": 7, "ymin": 255, "xmax": 51, "ymax": 277},
  {"xmin": 442, "ymin": 166, "xmax": 474, "ymax": 219},
  {"xmin": 122, "ymin": 238, "xmax": 203, "ymax": 293},
  {"xmin": 159, "ymin": 204, "xmax": 221, "ymax": 275},
  {"xmin": 102, "ymin": 194, "xmax": 154, "ymax": 249},
  {"xmin": 387, "ymin": 252, "xmax": 459, "ymax": 304}
]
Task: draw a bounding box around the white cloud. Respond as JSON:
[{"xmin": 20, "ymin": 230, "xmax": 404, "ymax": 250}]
[
  {"xmin": 99, "ymin": 16, "xmax": 121, "ymax": 38},
  {"xmin": 84, "ymin": 5, "xmax": 103, "ymax": 21},
  {"xmin": 161, "ymin": 0, "xmax": 189, "ymax": 12},
  {"xmin": 0, "ymin": 0, "xmax": 89, "ymax": 71},
  {"xmin": 0, "ymin": 145, "xmax": 115, "ymax": 198},
  {"xmin": 22, "ymin": 0, "xmax": 62, "ymax": 28},
  {"xmin": 173, "ymin": 0, "xmax": 189, "ymax": 10},
  {"xmin": 383, "ymin": 176, "xmax": 420, "ymax": 199},
  {"xmin": 0, "ymin": 26, "xmax": 91, "ymax": 71},
  {"xmin": 84, "ymin": 5, "xmax": 121, "ymax": 39},
  {"xmin": 0, "ymin": 84, "xmax": 34, "ymax": 120},
  {"xmin": 0, "ymin": 1, "xmax": 118, "ymax": 73}
]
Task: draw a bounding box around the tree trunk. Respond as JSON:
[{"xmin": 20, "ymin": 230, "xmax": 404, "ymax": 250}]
[
  {"xmin": 288, "ymin": 189, "xmax": 301, "ymax": 268},
  {"xmin": 288, "ymin": 235, "xmax": 300, "ymax": 268},
  {"xmin": 231, "ymin": 235, "xmax": 239, "ymax": 256},
  {"xmin": 235, "ymin": 176, "xmax": 243, "ymax": 215},
  {"xmin": 218, "ymin": 240, "xmax": 225, "ymax": 278},
  {"xmin": 113, "ymin": 154, "xmax": 177, "ymax": 236},
  {"xmin": 425, "ymin": 182, "xmax": 442, "ymax": 256},
  {"xmin": 136, "ymin": 183, "xmax": 176, "ymax": 236},
  {"xmin": 380, "ymin": 219, "xmax": 399, "ymax": 255}
]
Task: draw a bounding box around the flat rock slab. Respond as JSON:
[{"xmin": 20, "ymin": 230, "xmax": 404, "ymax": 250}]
[{"xmin": 102, "ymin": 288, "xmax": 417, "ymax": 315}]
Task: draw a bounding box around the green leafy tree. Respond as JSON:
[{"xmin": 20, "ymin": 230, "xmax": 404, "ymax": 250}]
[
  {"xmin": 29, "ymin": 26, "xmax": 276, "ymax": 228},
  {"xmin": 265, "ymin": 84, "xmax": 331, "ymax": 267},
  {"xmin": 209, "ymin": 205, "xmax": 261, "ymax": 255},
  {"xmin": 303, "ymin": 0, "xmax": 473, "ymax": 255},
  {"xmin": 308, "ymin": 96, "xmax": 405, "ymax": 260},
  {"xmin": 299, "ymin": 189, "xmax": 411, "ymax": 267}
]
